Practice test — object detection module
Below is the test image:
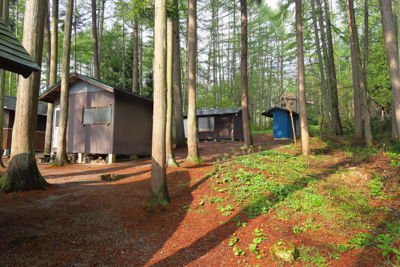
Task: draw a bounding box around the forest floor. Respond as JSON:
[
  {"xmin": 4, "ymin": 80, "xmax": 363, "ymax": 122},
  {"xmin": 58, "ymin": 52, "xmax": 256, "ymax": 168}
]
[{"xmin": 0, "ymin": 133, "xmax": 399, "ymax": 267}]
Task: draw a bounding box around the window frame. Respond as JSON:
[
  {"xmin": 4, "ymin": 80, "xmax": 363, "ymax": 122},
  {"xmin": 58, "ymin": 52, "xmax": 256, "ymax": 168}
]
[
  {"xmin": 198, "ymin": 116, "xmax": 215, "ymax": 132},
  {"xmin": 82, "ymin": 104, "xmax": 112, "ymax": 125}
]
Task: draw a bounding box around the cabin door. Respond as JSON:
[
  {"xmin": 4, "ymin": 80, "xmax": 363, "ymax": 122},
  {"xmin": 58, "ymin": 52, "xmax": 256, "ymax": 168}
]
[{"xmin": 52, "ymin": 108, "xmax": 60, "ymax": 148}]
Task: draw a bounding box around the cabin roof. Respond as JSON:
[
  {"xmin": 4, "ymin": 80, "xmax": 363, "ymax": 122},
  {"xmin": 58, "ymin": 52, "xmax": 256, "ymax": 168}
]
[
  {"xmin": 39, "ymin": 72, "xmax": 153, "ymax": 104},
  {"xmin": 261, "ymin": 106, "xmax": 299, "ymax": 119},
  {"xmin": 183, "ymin": 107, "xmax": 242, "ymax": 117},
  {"xmin": 0, "ymin": 18, "xmax": 40, "ymax": 78},
  {"xmin": 4, "ymin": 95, "xmax": 47, "ymax": 115}
]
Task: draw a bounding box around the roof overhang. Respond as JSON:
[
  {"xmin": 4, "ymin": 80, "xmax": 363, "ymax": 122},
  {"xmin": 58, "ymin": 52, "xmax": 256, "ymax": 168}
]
[
  {"xmin": 0, "ymin": 18, "xmax": 40, "ymax": 78},
  {"xmin": 261, "ymin": 106, "xmax": 299, "ymax": 119}
]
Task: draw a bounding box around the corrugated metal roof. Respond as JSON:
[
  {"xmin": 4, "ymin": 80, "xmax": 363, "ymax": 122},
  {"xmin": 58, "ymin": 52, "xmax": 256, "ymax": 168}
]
[
  {"xmin": 183, "ymin": 107, "xmax": 242, "ymax": 117},
  {"xmin": 0, "ymin": 18, "xmax": 40, "ymax": 78},
  {"xmin": 39, "ymin": 72, "xmax": 153, "ymax": 104},
  {"xmin": 4, "ymin": 95, "xmax": 47, "ymax": 115}
]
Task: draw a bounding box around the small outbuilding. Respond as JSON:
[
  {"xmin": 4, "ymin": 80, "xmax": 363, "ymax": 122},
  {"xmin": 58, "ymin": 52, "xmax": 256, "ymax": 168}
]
[
  {"xmin": 261, "ymin": 107, "xmax": 299, "ymax": 140},
  {"xmin": 182, "ymin": 107, "xmax": 244, "ymax": 141},
  {"xmin": 39, "ymin": 73, "xmax": 153, "ymax": 163},
  {"xmin": 3, "ymin": 96, "xmax": 47, "ymax": 153}
]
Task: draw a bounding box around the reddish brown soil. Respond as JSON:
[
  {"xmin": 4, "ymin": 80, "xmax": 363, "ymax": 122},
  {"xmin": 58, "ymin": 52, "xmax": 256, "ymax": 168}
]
[{"xmin": 0, "ymin": 134, "xmax": 395, "ymax": 266}]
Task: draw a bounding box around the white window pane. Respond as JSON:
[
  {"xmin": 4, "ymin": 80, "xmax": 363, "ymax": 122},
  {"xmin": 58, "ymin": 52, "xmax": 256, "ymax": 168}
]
[
  {"xmin": 97, "ymin": 106, "xmax": 111, "ymax": 123},
  {"xmin": 83, "ymin": 108, "xmax": 96, "ymax": 124},
  {"xmin": 198, "ymin": 117, "xmax": 214, "ymax": 132},
  {"xmin": 55, "ymin": 109, "xmax": 60, "ymax": 127}
]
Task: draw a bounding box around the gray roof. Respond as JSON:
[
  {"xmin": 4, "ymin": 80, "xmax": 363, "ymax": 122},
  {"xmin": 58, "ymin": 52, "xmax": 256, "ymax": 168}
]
[
  {"xmin": 4, "ymin": 95, "xmax": 47, "ymax": 115},
  {"xmin": 0, "ymin": 18, "xmax": 40, "ymax": 78},
  {"xmin": 183, "ymin": 107, "xmax": 242, "ymax": 117},
  {"xmin": 39, "ymin": 73, "xmax": 153, "ymax": 104}
]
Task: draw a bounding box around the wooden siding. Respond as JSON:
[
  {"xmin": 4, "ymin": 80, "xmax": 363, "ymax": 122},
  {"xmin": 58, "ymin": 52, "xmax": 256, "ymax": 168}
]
[
  {"xmin": 233, "ymin": 112, "xmax": 244, "ymax": 141},
  {"xmin": 112, "ymin": 94, "xmax": 152, "ymax": 156},
  {"xmin": 3, "ymin": 129, "xmax": 45, "ymax": 150},
  {"xmin": 197, "ymin": 115, "xmax": 233, "ymax": 140},
  {"xmin": 52, "ymin": 89, "xmax": 115, "ymax": 154}
]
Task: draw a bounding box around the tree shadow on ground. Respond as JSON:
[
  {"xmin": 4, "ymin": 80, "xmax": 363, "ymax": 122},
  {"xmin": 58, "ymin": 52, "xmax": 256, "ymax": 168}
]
[{"xmin": 147, "ymin": 146, "xmax": 396, "ymax": 266}]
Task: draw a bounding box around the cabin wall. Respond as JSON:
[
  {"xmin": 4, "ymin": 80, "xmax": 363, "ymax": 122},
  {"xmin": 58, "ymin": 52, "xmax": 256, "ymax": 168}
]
[
  {"xmin": 3, "ymin": 110, "xmax": 46, "ymax": 150},
  {"xmin": 233, "ymin": 112, "xmax": 244, "ymax": 141},
  {"xmin": 197, "ymin": 115, "xmax": 233, "ymax": 140},
  {"xmin": 113, "ymin": 94, "xmax": 152, "ymax": 156},
  {"xmin": 52, "ymin": 83, "xmax": 115, "ymax": 154}
]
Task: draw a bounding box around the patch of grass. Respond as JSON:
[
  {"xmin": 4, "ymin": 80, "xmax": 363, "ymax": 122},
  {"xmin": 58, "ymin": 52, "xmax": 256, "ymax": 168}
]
[{"xmin": 298, "ymin": 245, "xmax": 327, "ymax": 267}]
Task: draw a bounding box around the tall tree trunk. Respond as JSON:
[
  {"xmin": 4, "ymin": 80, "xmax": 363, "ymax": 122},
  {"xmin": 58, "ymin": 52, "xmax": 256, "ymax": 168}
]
[
  {"xmin": 0, "ymin": 0, "xmax": 10, "ymax": 168},
  {"xmin": 205, "ymin": 3, "xmax": 214, "ymax": 109},
  {"xmin": 91, "ymin": 0, "xmax": 100, "ymax": 80},
  {"xmin": 45, "ymin": 0, "xmax": 51, "ymax": 87},
  {"xmin": 296, "ymin": 0, "xmax": 309, "ymax": 155},
  {"xmin": 139, "ymin": 24, "xmax": 143, "ymax": 94},
  {"xmin": 316, "ymin": 0, "xmax": 333, "ymax": 133},
  {"xmin": 54, "ymin": 0, "xmax": 74, "ymax": 166},
  {"xmin": 12, "ymin": 0, "xmax": 18, "ymax": 96},
  {"xmin": 74, "ymin": 0, "xmax": 77, "ymax": 72},
  {"xmin": 173, "ymin": 0, "xmax": 186, "ymax": 149},
  {"xmin": 380, "ymin": 0, "xmax": 400, "ymax": 139},
  {"xmin": 186, "ymin": 0, "xmax": 202, "ymax": 163},
  {"xmin": 347, "ymin": 0, "xmax": 372, "ymax": 144},
  {"xmin": 121, "ymin": 8, "xmax": 125, "ymax": 87},
  {"xmin": 44, "ymin": 0, "xmax": 58, "ymax": 155},
  {"xmin": 396, "ymin": 0, "xmax": 400, "ymax": 138},
  {"xmin": 232, "ymin": 2, "xmax": 237, "ymax": 105},
  {"xmin": 132, "ymin": 19, "xmax": 139, "ymax": 92},
  {"xmin": 166, "ymin": 17, "xmax": 178, "ymax": 167},
  {"xmin": 149, "ymin": 0, "xmax": 170, "ymax": 205},
  {"xmin": 0, "ymin": 0, "xmax": 48, "ymax": 193},
  {"xmin": 311, "ymin": 0, "xmax": 331, "ymax": 135},
  {"xmin": 98, "ymin": 0, "xmax": 105, "ymax": 66},
  {"xmin": 324, "ymin": 0, "xmax": 343, "ymax": 135},
  {"xmin": 241, "ymin": 0, "xmax": 253, "ymax": 150}
]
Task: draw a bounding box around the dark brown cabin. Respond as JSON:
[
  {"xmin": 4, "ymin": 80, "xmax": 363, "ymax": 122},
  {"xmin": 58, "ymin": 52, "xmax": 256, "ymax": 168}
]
[
  {"xmin": 3, "ymin": 96, "xmax": 47, "ymax": 151},
  {"xmin": 183, "ymin": 107, "xmax": 244, "ymax": 141},
  {"xmin": 39, "ymin": 73, "xmax": 153, "ymax": 160}
]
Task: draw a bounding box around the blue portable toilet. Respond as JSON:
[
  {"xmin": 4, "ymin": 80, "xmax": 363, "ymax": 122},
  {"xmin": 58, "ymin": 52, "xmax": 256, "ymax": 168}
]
[{"xmin": 261, "ymin": 107, "xmax": 299, "ymax": 140}]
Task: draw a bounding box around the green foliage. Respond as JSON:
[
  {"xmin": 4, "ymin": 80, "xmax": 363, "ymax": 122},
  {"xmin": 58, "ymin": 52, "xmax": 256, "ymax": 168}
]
[
  {"xmin": 367, "ymin": 176, "xmax": 383, "ymax": 196},
  {"xmin": 348, "ymin": 232, "xmax": 373, "ymax": 249}
]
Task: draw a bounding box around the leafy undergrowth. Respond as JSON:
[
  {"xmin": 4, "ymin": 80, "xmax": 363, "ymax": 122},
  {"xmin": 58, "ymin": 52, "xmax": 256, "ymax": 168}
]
[{"xmin": 196, "ymin": 136, "xmax": 400, "ymax": 266}]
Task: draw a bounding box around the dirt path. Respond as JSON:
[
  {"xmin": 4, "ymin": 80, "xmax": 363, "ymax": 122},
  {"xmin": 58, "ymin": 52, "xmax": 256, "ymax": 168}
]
[{"xmin": 0, "ymin": 134, "xmax": 292, "ymax": 266}]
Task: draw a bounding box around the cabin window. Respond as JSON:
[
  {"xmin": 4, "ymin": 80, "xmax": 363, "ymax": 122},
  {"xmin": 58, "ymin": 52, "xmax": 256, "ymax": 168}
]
[
  {"xmin": 82, "ymin": 105, "xmax": 112, "ymax": 125},
  {"xmin": 198, "ymin": 117, "xmax": 214, "ymax": 132}
]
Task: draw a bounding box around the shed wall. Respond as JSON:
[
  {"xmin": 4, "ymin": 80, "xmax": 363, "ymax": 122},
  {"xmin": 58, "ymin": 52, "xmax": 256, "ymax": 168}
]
[
  {"xmin": 52, "ymin": 89, "xmax": 115, "ymax": 154},
  {"xmin": 197, "ymin": 115, "xmax": 233, "ymax": 140},
  {"xmin": 233, "ymin": 112, "xmax": 244, "ymax": 141},
  {"xmin": 3, "ymin": 110, "xmax": 46, "ymax": 150},
  {"xmin": 112, "ymin": 94, "xmax": 152, "ymax": 156}
]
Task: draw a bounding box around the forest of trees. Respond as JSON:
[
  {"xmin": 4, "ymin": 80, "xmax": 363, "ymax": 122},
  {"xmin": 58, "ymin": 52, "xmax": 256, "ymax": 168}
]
[
  {"xmin": 0, "ymin": 0, "xmax": 399, "ymax": 201},
  {"xmin": 0, "ymin": 0, "xmax": 393, "ymax": 129}
]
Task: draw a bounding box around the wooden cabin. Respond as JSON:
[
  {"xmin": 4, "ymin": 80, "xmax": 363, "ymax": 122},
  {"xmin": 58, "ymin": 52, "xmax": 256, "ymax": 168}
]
[
  {"xmin": 276, "ymin": 94, "xmax": 297, "ymax": 111},
  {"xmin": 183, "ymin": 107, "xmax": 244, "ymax": 141},
  {"xmin": 262, "ymin": 107, "xmax": 299, "ymax": 140},
  {"xmin": 3, "ymin": 96, "xmax": 47, "ymax": 152},
  {"xmin": 369, "ymin": 97, "xmax": 387, "ymax": 120},
  {"xmin": 39, "ymin": 73, "xmax": 153, "ymax": 163}
]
